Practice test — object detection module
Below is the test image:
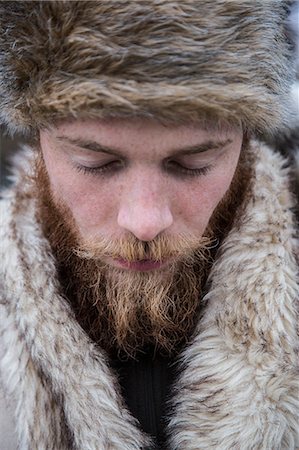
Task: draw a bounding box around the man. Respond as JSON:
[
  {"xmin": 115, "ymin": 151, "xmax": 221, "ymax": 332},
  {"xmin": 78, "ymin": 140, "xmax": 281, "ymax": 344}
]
[{"xmin": 0, "ymin": 1, "xmax": 298, "ymax": 449}]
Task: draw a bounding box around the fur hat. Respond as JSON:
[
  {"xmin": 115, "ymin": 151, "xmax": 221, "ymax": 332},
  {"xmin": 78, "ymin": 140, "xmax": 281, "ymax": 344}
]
[{"xmin": 0, "ymin": 1, "xmax": 297, "ymax": 138}]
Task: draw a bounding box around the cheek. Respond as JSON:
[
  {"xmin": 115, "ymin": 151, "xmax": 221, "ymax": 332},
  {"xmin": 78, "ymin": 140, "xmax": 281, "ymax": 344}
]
[
  {"xmin": 62, "ymin": 180, "xmax": 117, "ymax": 234},
  {"xmin": 64, "ymin": 183, "xmax": 113, "ymax": 232},
  {"xmin": 44, "ymin": 157, "xmax": 116, "ymax": 234},
  {"xmin": 174, "ymin": 168, "xmax": 237, "ymax": 233}
]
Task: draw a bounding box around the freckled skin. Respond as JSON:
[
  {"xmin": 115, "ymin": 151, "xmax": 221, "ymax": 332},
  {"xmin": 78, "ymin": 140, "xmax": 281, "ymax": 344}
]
[{"xmin": 40, "ymin": 118, "xmax": 243, "ymax": 243}]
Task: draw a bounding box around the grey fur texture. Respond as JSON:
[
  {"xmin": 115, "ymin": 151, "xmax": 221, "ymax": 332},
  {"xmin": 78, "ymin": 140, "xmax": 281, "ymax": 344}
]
[{"xmin": 0, "ymin": 1, "xmax": 297, "ymax": 137}]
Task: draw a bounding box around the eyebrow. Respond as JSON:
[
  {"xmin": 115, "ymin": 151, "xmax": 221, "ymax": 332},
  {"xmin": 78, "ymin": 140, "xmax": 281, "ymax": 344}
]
[{"xmin": 56, "ymin": 136, "xmax": 232, "ymax": 157}]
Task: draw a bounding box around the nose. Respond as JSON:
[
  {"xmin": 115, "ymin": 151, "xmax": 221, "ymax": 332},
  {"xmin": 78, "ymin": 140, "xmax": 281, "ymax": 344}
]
[{"xmin": 117, "ymin": 176, "xmax": 173, "ymax": 242}]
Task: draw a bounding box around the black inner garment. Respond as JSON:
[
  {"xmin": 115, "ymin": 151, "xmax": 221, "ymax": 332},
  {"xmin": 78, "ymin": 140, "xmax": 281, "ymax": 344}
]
[{"xmin": 110, "ymin": 347, "xmax": 178, "ymax": 449}]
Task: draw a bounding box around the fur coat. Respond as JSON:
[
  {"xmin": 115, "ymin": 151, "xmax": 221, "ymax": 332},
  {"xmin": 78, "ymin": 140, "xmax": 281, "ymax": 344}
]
[{"xmin": 0, "ymin": 140, "xmax": 298, "ymax": 450}]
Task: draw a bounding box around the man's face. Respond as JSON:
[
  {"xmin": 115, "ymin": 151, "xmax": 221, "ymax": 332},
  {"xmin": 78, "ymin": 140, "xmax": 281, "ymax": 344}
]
[
  {"xmin": 40, "ymin": 118, "xmax": 242, "ymax": 263},
  {"xmin": 38, "ymin": 118, "xmax": 244, "ymax": 355}
]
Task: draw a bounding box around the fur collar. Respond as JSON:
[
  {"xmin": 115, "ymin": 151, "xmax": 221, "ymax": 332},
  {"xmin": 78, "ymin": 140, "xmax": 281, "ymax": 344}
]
[{"xmin": 0, "ymin": 141, "xmax": 298, "ymax": 449}]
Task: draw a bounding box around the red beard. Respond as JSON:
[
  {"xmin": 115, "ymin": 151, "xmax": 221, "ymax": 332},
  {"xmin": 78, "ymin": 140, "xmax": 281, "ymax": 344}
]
[{"xmin": 34, "ymin": 140, "xmax": 251, "ymax": 358}]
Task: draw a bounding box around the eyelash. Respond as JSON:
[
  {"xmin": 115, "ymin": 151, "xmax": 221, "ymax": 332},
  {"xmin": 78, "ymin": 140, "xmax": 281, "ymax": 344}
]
[
  {"xmin": 74, "ymin": 160, "xmax": 212, "ymax": 178},
  {"xmin": 165, "ymin": 161, "xmax": 212, "ymax": 177},
  {"xmin": 74, "ymin": 160, "xmax": 123, "ymax": 175}
]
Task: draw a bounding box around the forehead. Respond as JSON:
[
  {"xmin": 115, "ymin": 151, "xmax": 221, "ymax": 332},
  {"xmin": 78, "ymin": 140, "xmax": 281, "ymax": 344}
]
[{"xmin": 47, "ymin": 117, "xmax": 240, "ymax": 153}]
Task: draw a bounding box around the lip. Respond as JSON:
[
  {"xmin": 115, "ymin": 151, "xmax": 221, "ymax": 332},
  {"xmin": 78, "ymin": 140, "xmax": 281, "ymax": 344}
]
[{"xmin": 112, "ymin": 258, "xmax": 169, "ymax": 271}]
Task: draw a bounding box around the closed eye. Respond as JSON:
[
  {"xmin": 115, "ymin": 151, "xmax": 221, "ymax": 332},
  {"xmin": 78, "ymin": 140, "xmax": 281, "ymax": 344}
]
[
  {"xmin": 74, "ymin": 159, "xmax": 124, "ymax": 175},
  {"xmin": 164, "ymin": 160, "xmax": 212, "ymax": 177}
]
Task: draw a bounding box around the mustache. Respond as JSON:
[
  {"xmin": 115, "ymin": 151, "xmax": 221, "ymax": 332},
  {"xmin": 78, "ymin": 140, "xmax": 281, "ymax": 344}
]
[{"xmin": 74, "ymin": 232, "xmax": 215, "ymax": 263}]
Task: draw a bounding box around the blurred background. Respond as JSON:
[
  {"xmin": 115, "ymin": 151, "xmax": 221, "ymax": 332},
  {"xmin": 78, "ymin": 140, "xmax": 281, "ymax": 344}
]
[
  {"xmin": 1, "ymin": 3, "xmax": 298, "ymax": 189},
  {"xmin": 0, "ymin": 125, "xmax": 21, "ymax": 186}
]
